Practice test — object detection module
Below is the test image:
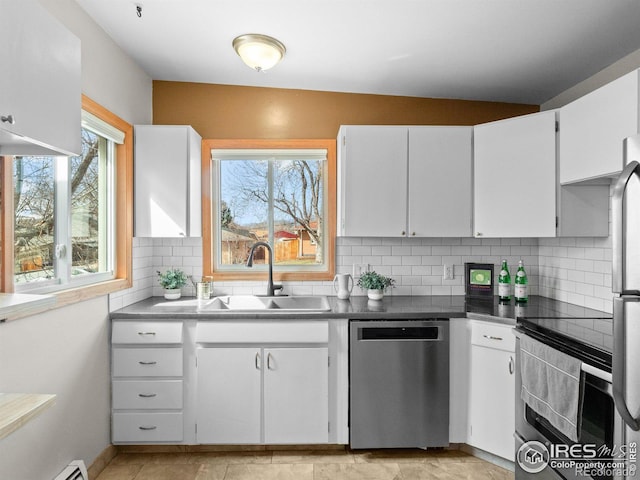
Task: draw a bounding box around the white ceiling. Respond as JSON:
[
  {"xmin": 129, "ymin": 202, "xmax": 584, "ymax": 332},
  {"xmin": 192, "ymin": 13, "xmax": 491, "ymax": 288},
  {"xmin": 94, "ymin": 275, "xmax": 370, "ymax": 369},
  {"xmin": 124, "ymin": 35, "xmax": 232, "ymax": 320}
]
[{"xmin": 74, "ymin": 0, "xmax": 640, "ymax": 105}]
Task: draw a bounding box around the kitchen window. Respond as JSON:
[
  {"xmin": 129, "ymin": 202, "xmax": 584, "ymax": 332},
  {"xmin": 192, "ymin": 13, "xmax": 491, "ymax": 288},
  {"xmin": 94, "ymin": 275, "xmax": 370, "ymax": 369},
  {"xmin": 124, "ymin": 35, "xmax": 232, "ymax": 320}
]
[
  {"xmin": 203, "ymin": 139, "xmax": 336, "ymax": 281},
  {"xmin": 1, "ymin": 95, "xmax": 133, "ymax": 300}
]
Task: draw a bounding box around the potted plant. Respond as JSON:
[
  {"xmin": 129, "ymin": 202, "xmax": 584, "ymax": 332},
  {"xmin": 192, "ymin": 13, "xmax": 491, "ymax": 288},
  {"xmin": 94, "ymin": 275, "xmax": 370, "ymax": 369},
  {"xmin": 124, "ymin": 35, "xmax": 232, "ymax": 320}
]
[
  {"xmin": 356, "ymin": 270, "xmax": 395, "ymax": 300},
  {"xmin": 157, "ymin": 268, "xmax": 188, "ymax": 300}
]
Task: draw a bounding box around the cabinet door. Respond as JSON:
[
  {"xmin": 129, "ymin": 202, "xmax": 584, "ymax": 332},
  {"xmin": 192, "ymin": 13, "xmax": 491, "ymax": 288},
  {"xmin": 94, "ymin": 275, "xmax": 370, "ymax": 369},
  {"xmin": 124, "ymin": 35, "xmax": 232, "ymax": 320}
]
[
  {"xmin": 264, "ymin": 347, "xmax": 329, "ymax": 444},
  {"xmin": 134, "ymin": 125, "xmax": 202, "ymax": 237},
  {"xmin": 468, "ymin": 345, "xmax": 515, "ymax": 460},
  {"xmin": 408, "ymin": 127, "xmax": 472, "ymax": 237},
  {"xmin": 474, "ymin": 111, "xmax": 556, "ymax": 237},
  {"xmin": 338, "ymin": 126, "xmax": 408, "ymax": 236},
  {"xmin": 196, "ymin": 348, "xmax": 261, "ymax": 443},
  {"xmin": 560, "ymin": 70, "xmax": 639, "ymax": 184},
  {"xmin": 0, "ymin": 0, "xmax": 81, "ymax": 156}
]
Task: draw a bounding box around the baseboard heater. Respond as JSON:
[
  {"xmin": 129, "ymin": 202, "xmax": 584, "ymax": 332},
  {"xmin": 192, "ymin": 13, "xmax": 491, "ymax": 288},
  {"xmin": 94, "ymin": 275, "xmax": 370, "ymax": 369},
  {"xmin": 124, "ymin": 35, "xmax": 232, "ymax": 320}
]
[{"xmin": 53, "ymin": 460, "xmax": 88, "ymax": 480}]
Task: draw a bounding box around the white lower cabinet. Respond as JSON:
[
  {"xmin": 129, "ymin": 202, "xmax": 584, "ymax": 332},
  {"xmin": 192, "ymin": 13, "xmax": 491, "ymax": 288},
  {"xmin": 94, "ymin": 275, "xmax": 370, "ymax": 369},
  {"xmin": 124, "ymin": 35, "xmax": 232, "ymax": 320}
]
[
  {"xmin": 467, "ymin": 321, "xmax": 515, "ymax": 461},
  {"xmin": 263, "ymin": 348, "xmax": 329, "ymax": 444},
  {"xmin": 195, "ymin": 320, "xmax": 331, "ymax": 445},
  {"xmin": 196, "ymin": 346, "xmax": 329, "ymax": 444},
  {"xmin": 111, "ymin": 321, "xmax": 185, "ymax": 444},
  {"xmin": 196, "ymin": 347, "xmax": 261, "ymax": 444}
]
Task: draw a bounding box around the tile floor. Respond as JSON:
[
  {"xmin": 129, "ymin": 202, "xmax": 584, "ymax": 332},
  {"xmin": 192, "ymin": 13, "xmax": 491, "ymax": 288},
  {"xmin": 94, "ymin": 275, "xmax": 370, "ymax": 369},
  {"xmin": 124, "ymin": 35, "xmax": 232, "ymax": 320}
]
[{"xmin": 95, "ymin": 448, "xmax": 515, "ymax": 480}]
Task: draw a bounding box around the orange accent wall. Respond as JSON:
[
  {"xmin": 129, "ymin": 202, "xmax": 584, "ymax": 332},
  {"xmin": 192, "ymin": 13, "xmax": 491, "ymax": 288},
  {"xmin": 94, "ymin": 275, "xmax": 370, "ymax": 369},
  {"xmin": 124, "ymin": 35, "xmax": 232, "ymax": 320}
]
[{"xmin": 153, "ymin": 81, "xmax": 539, "ymax": 138}]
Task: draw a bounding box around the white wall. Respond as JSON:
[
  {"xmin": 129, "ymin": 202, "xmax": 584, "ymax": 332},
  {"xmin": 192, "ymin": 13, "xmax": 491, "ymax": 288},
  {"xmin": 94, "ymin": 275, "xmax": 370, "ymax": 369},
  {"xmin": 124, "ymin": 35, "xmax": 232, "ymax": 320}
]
[
  {"xmin": 39, "ymin": 0, "xmax": 152, "ymax": 125},
  {"xmin": 0, "ymin": 1, "xmax": 152, "ymax": 479},
  {"xmin": 0, "ymin": 297, "xmax": 111, "ymax": 480},
  {"xmin": 542, "ymin": 47, "xmax": 640, "ymax": 111}
]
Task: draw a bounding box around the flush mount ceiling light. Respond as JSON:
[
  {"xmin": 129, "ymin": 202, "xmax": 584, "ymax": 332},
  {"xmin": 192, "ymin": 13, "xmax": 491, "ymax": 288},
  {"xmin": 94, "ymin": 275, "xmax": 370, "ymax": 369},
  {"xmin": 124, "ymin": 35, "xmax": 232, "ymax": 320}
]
[{"xmin": 232, "ymin": 34, "xmax": 286, "ymax": 72}]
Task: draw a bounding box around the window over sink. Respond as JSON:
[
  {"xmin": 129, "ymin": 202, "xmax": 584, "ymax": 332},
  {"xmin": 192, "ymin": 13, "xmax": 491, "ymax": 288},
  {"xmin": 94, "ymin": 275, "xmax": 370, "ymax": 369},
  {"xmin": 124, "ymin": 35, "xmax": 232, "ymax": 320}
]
[{"xmin": 203, "ymin": 139, "xmax": 336, "ymax": 281}]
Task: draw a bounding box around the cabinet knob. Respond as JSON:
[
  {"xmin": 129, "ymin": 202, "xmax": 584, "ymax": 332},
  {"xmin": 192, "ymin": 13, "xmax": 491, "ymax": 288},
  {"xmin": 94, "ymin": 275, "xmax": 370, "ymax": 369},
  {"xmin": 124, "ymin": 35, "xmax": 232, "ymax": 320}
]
[
  {"xmin": 401, "ymin": 231, "xmax": 406, "ymax": 236},
  {"xmin": 411, "ymin": 232, "xmax": 416, "ymax": 236},
  {"xmin": 1, "ymin": 114, "xmax": 15, "ymax": 125},
  {"xmin": 476, "ymin": 232, "xmax": 483, "ymax": 237}
]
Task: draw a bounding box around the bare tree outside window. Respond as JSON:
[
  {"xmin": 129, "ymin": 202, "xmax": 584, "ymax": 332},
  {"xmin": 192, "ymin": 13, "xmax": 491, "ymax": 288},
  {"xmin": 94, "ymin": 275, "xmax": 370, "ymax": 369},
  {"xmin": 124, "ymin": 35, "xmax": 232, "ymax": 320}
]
[
  {"xmin": 13, "ymin": 157, "xmax": 55, "ymax": 282},
  {"xmin": 13, "ymin": 128, "xmax": 110, "ymax": 285},
  {"xmin": 218, "ymin": 153, "xmax": 326, "ymax": 268}
]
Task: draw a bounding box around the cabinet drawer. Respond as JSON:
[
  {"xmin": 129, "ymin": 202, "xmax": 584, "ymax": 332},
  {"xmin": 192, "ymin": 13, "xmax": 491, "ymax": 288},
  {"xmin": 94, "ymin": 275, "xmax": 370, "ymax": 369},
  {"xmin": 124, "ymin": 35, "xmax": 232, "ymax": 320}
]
[
  {"xmin": 112, "ymin": 380, "xmax": 183, "ymax": 409},
  {"xmin": 112, "ymin": 412, "xmax": 183, "ymax": 443},
  {"xmin": 112, "ymin": 321, "xmax": 183, "ymax": 345},
  {"xmin": 112, "ymin": 348, "xmax": 183, "ymax": 377},
  {"xmin": 471, "ymin": 322, "xmax": 515, "ymax": 352},
  {"xmin": 197, "ymin": 321, "xmax": 329, "ymax": 344}
]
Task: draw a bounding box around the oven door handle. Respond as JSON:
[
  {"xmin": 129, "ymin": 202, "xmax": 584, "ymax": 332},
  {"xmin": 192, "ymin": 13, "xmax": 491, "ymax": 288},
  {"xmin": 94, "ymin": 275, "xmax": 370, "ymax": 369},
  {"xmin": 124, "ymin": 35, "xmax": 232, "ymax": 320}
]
[{"xmin": 613, "ymin": 297, "xmax": 640, "ymax": 431}]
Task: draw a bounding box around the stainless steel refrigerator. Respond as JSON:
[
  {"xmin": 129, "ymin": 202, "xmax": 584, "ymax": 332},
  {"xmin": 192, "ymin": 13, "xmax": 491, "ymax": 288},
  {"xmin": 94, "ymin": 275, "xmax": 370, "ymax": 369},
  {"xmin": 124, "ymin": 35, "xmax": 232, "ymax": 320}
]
[{"xmin": 612, "ymin": 134, "xmax": 640, "ymax": 452}]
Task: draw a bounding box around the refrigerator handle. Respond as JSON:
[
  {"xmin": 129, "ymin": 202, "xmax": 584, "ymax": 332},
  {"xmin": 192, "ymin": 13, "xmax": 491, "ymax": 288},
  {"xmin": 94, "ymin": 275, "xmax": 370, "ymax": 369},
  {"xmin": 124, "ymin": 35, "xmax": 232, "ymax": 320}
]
[
  {"xmin": 612, "ymin": 298, "xmax": 640, "ymax": 431},
  {"xmin": 612, "ymin": 159, "xmax": 640, "ymax": 294}
]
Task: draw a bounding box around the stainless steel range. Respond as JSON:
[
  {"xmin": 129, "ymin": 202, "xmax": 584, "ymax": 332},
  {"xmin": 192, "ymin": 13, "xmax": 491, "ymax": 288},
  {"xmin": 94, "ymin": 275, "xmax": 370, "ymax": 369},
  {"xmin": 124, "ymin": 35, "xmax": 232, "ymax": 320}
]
[{"xmin": 515, "ymin": 317, "xmax": 627, "ymax": 480}]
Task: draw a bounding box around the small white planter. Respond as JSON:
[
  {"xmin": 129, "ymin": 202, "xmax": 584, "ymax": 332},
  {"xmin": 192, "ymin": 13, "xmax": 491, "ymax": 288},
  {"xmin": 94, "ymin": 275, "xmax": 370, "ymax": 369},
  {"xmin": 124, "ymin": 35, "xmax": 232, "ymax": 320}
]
[
  {"xmin": 367, "ymin": 289, "xmax": 384, "ymax": 301},
  {"xmin": 164, "ymin": 288, "xmax": 182, "ymax": 300}
]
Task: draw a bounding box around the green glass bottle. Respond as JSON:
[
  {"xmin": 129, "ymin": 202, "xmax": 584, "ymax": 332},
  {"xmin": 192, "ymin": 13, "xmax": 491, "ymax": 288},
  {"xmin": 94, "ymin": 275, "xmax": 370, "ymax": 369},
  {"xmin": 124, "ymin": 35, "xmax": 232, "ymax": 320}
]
[
  {"xmin": 514, "ymin": 260, "xmax": 528, "ymax": 303},
  {"xmin": 498, "ymin": 259, "xmax": 511, "ymax": 301}
]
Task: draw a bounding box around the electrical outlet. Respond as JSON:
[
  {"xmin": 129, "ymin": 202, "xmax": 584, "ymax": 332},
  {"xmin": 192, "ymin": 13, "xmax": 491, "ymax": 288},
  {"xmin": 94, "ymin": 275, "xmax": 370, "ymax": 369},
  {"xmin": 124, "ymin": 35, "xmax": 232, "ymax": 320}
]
[
  {"xmin": 443, "ymin": 264, "xmax": 454, "ymax": 280},
  {"xmin": 353, "ymin": 263, "xmax": 369, "ymax": 278}
]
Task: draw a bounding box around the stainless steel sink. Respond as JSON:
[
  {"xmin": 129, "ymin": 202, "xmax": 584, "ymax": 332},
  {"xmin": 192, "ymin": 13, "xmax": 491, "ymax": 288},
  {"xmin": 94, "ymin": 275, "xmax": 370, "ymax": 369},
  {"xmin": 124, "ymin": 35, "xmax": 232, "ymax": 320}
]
[{"xmin": 198, "ymin": 295, "xmax": 331, "ymax": 312}]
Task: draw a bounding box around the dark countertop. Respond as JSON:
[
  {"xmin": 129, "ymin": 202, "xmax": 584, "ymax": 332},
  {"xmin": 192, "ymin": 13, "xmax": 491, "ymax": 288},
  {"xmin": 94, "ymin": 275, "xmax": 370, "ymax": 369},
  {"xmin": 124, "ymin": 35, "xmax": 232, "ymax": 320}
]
[
  {"xmin": 111, "ymin": 294, "xmax": 610, "ymax": 323},
  {"xmin": 112, "ymin": 294, "xmax": 613, "ymax": 354}
]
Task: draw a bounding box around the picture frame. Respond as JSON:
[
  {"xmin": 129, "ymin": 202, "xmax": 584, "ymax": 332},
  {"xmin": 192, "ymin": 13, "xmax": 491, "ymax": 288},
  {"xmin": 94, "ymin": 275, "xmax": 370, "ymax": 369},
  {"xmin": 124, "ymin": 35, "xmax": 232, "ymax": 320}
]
[{"xmin": 464, "ymin": 262, "xmax": 494, "ymax": 298}]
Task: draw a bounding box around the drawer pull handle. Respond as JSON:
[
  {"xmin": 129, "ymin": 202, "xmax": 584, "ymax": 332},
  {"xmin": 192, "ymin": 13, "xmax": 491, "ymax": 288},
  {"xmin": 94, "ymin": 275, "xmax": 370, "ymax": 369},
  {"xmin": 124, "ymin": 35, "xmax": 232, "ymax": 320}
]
[
  {"xmin": 483, "ymin": 335, "xmax": 503, "ymax": 341},
  {"xmin": 509, "ymin": 356, "xmax": 514, "ymax": 375},
  {"xmin": 138, "ymin": 332, "xmax": 156, "ymax": 336},
  {"xmin": 138, "ymin": 393, "xmax": 157, "ymax": 398},
  {"xmin": 138, "ymin": 361, "xmax": 157, "ymax": 365},
  {"xmin": 139, "ymin": 425, "xmax": 157, "ymax": 431}
]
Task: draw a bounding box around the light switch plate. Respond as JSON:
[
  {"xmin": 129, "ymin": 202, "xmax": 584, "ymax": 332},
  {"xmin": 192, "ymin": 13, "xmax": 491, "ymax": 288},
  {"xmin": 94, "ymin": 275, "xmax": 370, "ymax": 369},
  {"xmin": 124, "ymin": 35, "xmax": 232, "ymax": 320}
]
[{"xmin": 353, "ymin": 263, "xmax": 369, "ymax": 279}]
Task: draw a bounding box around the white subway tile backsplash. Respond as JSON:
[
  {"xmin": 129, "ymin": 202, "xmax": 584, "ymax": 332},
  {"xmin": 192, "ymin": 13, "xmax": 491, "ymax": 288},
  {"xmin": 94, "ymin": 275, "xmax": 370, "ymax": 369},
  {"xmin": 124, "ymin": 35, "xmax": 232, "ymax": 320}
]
[{"xmin": 112, "ymin": 220, "xmax": 613, "ymax": 314}]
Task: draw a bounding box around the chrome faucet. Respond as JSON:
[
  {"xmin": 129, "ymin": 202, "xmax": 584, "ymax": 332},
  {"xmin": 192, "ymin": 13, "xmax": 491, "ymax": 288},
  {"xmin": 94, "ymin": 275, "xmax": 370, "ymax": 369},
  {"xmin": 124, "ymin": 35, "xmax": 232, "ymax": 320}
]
[{"xmin": 246, "ymin": 241, "xmax": 283, "ymax": 296}]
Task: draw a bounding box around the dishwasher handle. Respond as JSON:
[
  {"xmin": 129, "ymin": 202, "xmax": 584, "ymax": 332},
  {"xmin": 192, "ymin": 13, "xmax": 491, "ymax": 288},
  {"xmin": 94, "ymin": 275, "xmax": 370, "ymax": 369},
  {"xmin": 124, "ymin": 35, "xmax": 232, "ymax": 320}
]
[{"xmin": 358, "ymin": 326, "xmax": 442, "ymax": 341}]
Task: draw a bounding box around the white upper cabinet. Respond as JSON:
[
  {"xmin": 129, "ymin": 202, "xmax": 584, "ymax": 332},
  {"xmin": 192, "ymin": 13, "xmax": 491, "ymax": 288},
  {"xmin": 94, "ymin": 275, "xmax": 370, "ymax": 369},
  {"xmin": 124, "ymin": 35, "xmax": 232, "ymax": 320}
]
[
  {"xmin": 134, "ymin": 125, "xmax": 202, "ymax": 237},
  {"xmin": 560, "ymin": 69, "xmax": 640, "ymax": 184},
  {"xmin": 408, "ymin": 127, "xmax": 472, "ymax": 237},
  {"xmin": 474, "ymin": 111, "xmax": 557, "ymax": 238},
  {"xmin": 337, "ymin": 125, "xmax": 472, "ymax": 237},
  {"xmin": 0, "ymin": 0, "xmax": 81, "ymax": 156},
  {"xmin": 337, "ymin": 126, "xmax": 408, "ymax": 237}
]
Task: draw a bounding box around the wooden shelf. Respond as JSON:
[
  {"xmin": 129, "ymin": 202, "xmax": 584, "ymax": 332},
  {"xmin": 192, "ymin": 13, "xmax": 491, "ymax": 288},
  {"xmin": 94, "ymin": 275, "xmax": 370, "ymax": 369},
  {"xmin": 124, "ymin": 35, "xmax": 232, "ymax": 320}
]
[{"xmin": 0, "ymin": 393, "xmax": 56, "ymax": 440}]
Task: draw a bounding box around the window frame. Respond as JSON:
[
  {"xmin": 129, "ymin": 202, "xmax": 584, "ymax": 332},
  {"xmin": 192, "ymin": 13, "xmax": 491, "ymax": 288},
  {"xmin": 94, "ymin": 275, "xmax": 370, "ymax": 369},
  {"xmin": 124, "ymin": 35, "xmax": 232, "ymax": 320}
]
[
  {"xmin": 202, "ymin": 139, "xmax": 336, "ymax": 281},
  {"xmin": 0, "ymin": 95, "xmax": 133, "ymax": 306}
]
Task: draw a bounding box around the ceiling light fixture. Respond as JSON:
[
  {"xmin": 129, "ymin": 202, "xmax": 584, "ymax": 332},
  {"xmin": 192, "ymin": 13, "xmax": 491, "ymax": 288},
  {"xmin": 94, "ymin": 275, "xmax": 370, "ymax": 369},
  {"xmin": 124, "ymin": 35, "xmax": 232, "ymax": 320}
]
[{"xmin": 232, "ymin": 34, "xmax": 286, "ymax": 72}]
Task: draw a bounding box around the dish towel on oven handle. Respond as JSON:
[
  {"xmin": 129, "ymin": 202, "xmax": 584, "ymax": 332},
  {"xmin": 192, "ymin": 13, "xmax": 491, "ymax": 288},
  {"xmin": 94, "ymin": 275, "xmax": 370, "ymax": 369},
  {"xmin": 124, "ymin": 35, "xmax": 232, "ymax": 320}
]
[{"xmin": 520, "ymin": 334, "xmax": 584, "ymax": 442}]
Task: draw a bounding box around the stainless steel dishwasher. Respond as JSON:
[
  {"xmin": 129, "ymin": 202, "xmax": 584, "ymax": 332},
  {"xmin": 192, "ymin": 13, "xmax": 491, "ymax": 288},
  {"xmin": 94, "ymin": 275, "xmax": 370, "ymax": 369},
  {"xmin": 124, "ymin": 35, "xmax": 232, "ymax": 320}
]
[{"xmin": 349, "ymin": 319, "xmax": 450, "ymax": 449}]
